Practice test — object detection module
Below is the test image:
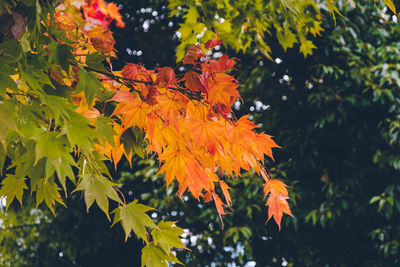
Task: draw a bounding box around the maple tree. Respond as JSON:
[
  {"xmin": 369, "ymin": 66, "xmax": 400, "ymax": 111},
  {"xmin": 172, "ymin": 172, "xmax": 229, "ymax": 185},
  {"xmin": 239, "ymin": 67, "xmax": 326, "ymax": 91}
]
[
  {"xmin": 0, "ymin": 0, "xmax": 293, "ymax": 264},
  {"xmin": 1, "ymin": 0, "xmax": 400, "ymax": 266}
]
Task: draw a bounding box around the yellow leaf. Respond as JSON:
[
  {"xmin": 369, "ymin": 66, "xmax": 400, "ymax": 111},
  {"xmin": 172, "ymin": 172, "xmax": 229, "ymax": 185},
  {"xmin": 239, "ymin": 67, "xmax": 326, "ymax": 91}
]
[{"xmin": 384, "ymin": 0, "xmax": 396, "ymax": 14}]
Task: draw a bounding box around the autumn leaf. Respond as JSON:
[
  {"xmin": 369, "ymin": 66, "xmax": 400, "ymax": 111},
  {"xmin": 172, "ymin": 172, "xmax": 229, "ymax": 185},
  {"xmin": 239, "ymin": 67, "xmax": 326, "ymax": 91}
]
[
  {"xmin": 158, "ymin": 144, "xmax": 192, "ymax": 188},
  {"xmin": 82, "ymin": 0, "xmax": 125, "ymax": 29},
  {"xmin": 121, "ymin": 63, "xmax": 138, "ymax": 80},
  {"xmin": 183, "ymin": 44, "xmax": 204, "ymax": 65},
  {"xmin": 205, "ymin": 37, "xmax": 222, "ymax": 49},
  {"xmin": 219, "ymin": 180, "xmax": 232, "ymax": 207},
  {"xmin": 87, "ymin": 28, "xmax": 115, "ymax": 54},
  {"xmin": 205, "ymin": 54, "xmax": 235, "ymax": 73},
  {"xmin": 207, "ymin": 73, "xmax": 240, "ymax": 108},
  {"xmin": 263, "ymin": 179, "xmax": 293, "ymax": 229},
  {"xmin": 190, "ymin": 119, "xmax": 223, "ymax": 154},
  {"xmin": 155, "ymin": 67, "xmax": 176, "ymax": 87},
  {"xmin": 183, "ymin": 70, "xmax": 209, "ymax": 93},
  {"xmin": 213, "ymin": 192, "xmax": 228, "ymax": 228}
]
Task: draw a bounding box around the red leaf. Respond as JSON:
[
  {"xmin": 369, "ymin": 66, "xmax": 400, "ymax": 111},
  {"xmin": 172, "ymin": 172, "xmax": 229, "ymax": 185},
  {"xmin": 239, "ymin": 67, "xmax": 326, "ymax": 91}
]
[
  {"xmin": 183, "ymin": 71, "xmax": 209, "ymax": 94},
  {"xmin": 121, "ymin": 63, "xmax": 138, "ymax": 80},
  {"xmin": 183, "ymin": 45, "xmax": 204, "ymax": 65},
  {"xmin": 206, "ymin": 55, "xmax": 235, "ymax": 73},
  {"xmin": 205, "ymin": 37, "xmax": 222, "ymax": 50},
  {"xmin": 155, "ymin": 67, "xmax": 176, "ymax": 87}
]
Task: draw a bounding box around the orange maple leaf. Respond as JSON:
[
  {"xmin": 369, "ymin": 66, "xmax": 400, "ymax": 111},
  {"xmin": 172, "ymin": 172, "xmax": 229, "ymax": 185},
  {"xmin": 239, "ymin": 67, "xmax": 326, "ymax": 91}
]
[
  {"xmin": 87, "ymin": 28, "xmax": 115, "ymax": 54},
  {"xmin": 212, "ymin": 192, "xmax": 228, "ymax": 228},
  {"xmin": 207, "ymin": 73, "xmax": 240, "ymax": 108},
  {"xmin": 205, "ymin": 54, "xmax": 235, "ymax": 73},
  {"xmin": 190, "ymin": 119, "xmax": 223, "ymax": 154},
  {"xmin": 219, "ymin": 180, "xmax": 232, "ymax": 207},
  {"xmin": 183, "ymin": 45, "xmax": 204, "ymax": 65},
  {"xmin": 264, "ymin": 179, "xmax": 293, "ymax": 230}
]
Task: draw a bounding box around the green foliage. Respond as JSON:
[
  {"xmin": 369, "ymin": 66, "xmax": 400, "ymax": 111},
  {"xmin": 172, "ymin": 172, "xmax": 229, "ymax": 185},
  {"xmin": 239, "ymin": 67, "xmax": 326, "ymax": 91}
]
[{"xmin": 168, "ymin": 0, "xmax": 324, "ymax": 60}]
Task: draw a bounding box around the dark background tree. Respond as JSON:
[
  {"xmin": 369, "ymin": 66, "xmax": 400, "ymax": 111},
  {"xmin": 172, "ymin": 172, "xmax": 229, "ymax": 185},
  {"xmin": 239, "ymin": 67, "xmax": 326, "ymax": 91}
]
[{"xmin": 1, "ymin": 0, "xmax": 400, "ymax": 266}]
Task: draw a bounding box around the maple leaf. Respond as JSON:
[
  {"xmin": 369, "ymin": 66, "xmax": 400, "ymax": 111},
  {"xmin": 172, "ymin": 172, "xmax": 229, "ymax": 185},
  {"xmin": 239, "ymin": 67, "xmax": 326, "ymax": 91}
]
[
  {"xmin": 251, "ymin": 132, "xmax": 280, "ymax": 161},
  {"xmin": 263, "ymin": 179, "xmax": 293, "ymax": 230},
  {"xmin": 80, "ymin": 108, "xmax": 101, "ymax": 120},
  {"xmin": 190, "ymin": 119, "xmax": 223, "ymax": 154},
  {"xmin": 207, "ymin": 73, "xmax": 240, "ymax": 108},
  {"xmin": 74, "ymin": 174, "xmax": 122, "ymax": 220},
  {"xmin": 106, "ymin": 2, "xmax": 126, "ymax": 27},
  {"xmin": 0, "ymin": 175, "xmax": 28, "ymax": 210},
  {"xmin": 205, "ymin": 54, "xmax": 235, "ymax": 73},
  {"xmin": 146, "ymin": 86, "xmax": 161, "ymax": 105},
  {"xmin": 87, "ymin": 28, "xmax": 115, "ymax": 54},
  {"xmin": 141, "ymin": 244, "xmax": 182, "ymax": 267},
  {"xmin": 183, "ymin": 45, "xmax": 204, "ymax": 65},
  {"xmin": 110, "ymin": 90, "xmax": 136, "ymax": 103},
  {"xmin": 299, "ymin": 39, "xmax": 317, "ymax": 58},
  {"xmin": 158, "ymin": 144, "xmax": 192, "ymax": 188},
  {"xmin": 205, "ymin": 37, "xmax": 222, "ymax": 50},
  {"xmin": 183, "ymin": 70, "xmax": 209, "ymax": 93},
  {"xmin": 213, "ymin": 192, "xmax": 227, "ymax": 228},
  {"xmin": 219, "ymin": 180, "xmax": 232, "ymax": 207},
  {"xmin": 35, "ymin": 178, "xmax": 66, "ymax": 216},
  {"xmin": 155, "ymin": 67, "xmax": 176, "ymax": 87},
  {"xmin": 155, "ymin": 92, "xmax": 188, "ymax": 122},
  {"xmin": 83, "ymin": 0, "xmax": 125, "ymax": 29},
  {"xmin": 113, "ymin": 99, "xmax": 151, "ymax": 130},
  {"xmin": 151, "ymin": 221, "xmax": 185, "ymax": 253},
  {"xmin": 121, "ymin": 63, "xmax": 138, "ymax": 80},
  {"xmin": 181, "ymin": 160, "xmax": 212, "ymax": 199},
  {"xmin": 112, "ymin": 200, "xmax": 156, "ymax": 241}
]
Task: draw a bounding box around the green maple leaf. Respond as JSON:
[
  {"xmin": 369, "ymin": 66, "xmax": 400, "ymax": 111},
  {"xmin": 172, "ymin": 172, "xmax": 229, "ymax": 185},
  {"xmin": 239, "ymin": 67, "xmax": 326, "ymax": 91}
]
[
  {"xmin": 74, "ymin": 174, "xmax": 122, "ymax": 220},
  {"xmin": 48, "ymin": 41, "xmax": 74, "ymax": 72},
  {"xmin": 35, "ymin": 178, "xmax": 65, "ymax": 215},
  {"xmin": 86, "ymin": 52, "xmax": 108, "ymax": 71},
  {"xmin": 299, "ymin": 39, "xmax": 317, "ymax": 57},
  {"xmin": 76, "ymin": 70, "xmax": 104, "ymax": 106},
  {"xmin": 141, "ymin": 244, "xmax": 182, "ymax": 267},
  {"xmin": 0, "ymin": 104, "xmax": 17, "ymax": 142},
  {"xmin": 278, "ymin": 29, "xmax": 297, "ymax": 52},
  {"xmin": 0, "ymin": 175, "xmax": 28, "ymax": 210},
  {"xmin": 112, "ymin": 200, "xmax": 156, "ymax": 241},
  {"xmin": 95, "ymin": 116, "xmax": 116, "ymax": 147},
  {"xmin": 151, "ymin": 221, "xmax": 185, "ymax": 253},
  {"xmin": 64, "ymin": 112, "xmax": 97, "ymax": 154},
  {"xmin": 32, "ymin": 131, "xmax": 75, "ymax": 166}
]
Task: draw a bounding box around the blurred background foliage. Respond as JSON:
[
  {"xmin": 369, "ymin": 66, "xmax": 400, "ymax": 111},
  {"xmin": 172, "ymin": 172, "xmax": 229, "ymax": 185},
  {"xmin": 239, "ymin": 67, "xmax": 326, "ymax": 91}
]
[{"xmin": 1, "ymin": 0, "xmax": 400, "ymax": 266}]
